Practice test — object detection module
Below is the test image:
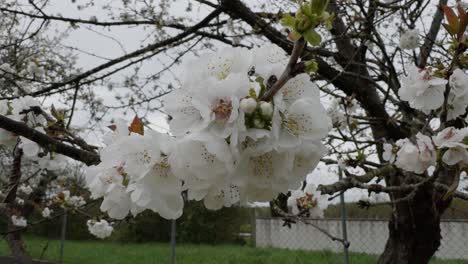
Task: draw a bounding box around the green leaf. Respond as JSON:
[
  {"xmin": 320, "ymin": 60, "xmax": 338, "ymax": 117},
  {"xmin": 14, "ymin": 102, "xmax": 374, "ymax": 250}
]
[
  {"xmin": 281, "ymin": 13, "xmax": 296, "ymax": 28},
  {"xmin": 249, "ymin": 88, "xmax": 257, "ymax": 99},
  {"xmin": 303, "ymin": 29, "xmax": 321, "ymax": 46},
  {"xmin": 310, "ymin": 0, "xmax": 330, "ymax": 15},
  {"xmin": 255, "ymin": 76, "xmax": 266, "ymax": 98},
  {"xmin": 305, "ymin": 59, "xmax": 319, "ymax": 73},
  {"xmin": 300, "ymin": 4, "xmax": 313, "ymax": 17}
]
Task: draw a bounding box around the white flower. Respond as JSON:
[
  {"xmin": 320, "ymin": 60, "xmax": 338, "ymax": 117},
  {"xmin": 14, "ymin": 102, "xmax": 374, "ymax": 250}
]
[
  {"xmin": 275, "ymin": 98, "xmax": 331, "ymax": 149},
  {"xmin": 288, "ymin": 141, "xmax": 327, "ymax": 190},
  {"xmin": 449, "ymin": 69, "xmax": 468, "ymax": 98},
  {"xmin": 42, "ymin": 208, "xmax": 52, "ymax": 218},
  {"xmin": 232, "ymin": 149, "xmax": 291, "ymax": 203},
  {"xmin": 164, "ymin": 73, "xmax": 249, "ymax": 138},
  {"xmin": 102, "ymin": 119, "xmax": 130, "ymax": 145},
  {"xmin": 259, "ymin": 101, "xmax": 274, "ymax": 118},
  {"xmin": 383, "ymin": 143, "xmax": 396, "ymax": 163},
  {"xmin": 100, "ymin": 131, "xmax": 163, "ymax": 178},
  {"xmin": 327, "ymin": 99, "xmax": 347, "ymax": 129},
  {"xmin": 446, "ymin": 69, "xmax": 468, "ymax": 120},
  {"xmin": 183, "ymin": 47, "xmax": 252, "ymax": 83},
  {"xmin": 84, "ymin": 166, "xmax": 122, "ymax": 199},
  {"xmin": 201, "ymin": 183, "xmax": 241, "ymax": 210},
  {"xmin": 399, "ymin": 29, "xmax": 420, "ymax": 50},
  {"xmin": 11, "ymin": 215, "xmax": 27, "ymax": 227},
  {"xmin": 88, "ymin": 127, "xmax": 185, "ymax": 220},
  {"xmin": 433, "ymin": 127, "xmax": 468, "ymax": 165},
  {"xmin": 447, "ymin": 93, "xmax": 468, "ymax": 120},
  {"xmin": 19, "ymin": 185, "xmax": 33, "ymax": 195},
  {"xmin": 250, "ymin": 44, "xmax": 288, "ymax": 78},
  {"xmin": 394, "ymin": 133, "xmax": 436, "ymax": 174},
  {"xmin": 170, "ymin": 132, "xmax": 235, "ymax": 208},
  {"xmin": 287, "ymin": 184, "xmax": 328, "ymax": 218},
  {"xmin": 87, "ymin": 219, "xmax": 113, "ymax": 239},
  {"xmin": 100, "ymin": 183, "xmax": 135, "ymax": 219},
  {"xmin": 128, "ymin": 142, "xmax": 184, "ymax": 219},
  {"xmin": 416, "ymin": 133, "xmax": 436, "ymax": 164},
  {"xmin": 275, "ymin": 73, "xmax": 320, "ymax": 108},
  {"xmin": 239, "ymin": 98, "xmax": 257, "ymax": 114},
  {"xmin": 16, "ymin": 198, "xmax": 24, "ymax": 205},
  {"xmin": 68, "ymin": 195, "xmax": 86, "ymax": 208},
  {"xmin": 399, "ymin": 65, "xmax": 447, "ymax": 113},
  {"xmin": 26, "ymin": 61, "xmax": 44, "ymax": 77}
]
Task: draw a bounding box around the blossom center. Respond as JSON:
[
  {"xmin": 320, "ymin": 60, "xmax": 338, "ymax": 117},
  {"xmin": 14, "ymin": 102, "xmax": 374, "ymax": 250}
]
[
  {"xmin": 444, "ymin": 128, "xmax": 455, "ymax": 140},
  {"xmin": 296, "ymin": 193, "xmax": 318, "ymax": 210},
  {"xmin": 419, "ymin": 69, "xmax": 432, "ymax": 81},
  {"xmin": 212, "ymin": 99, "xmax": 232, "ymax": 122}
]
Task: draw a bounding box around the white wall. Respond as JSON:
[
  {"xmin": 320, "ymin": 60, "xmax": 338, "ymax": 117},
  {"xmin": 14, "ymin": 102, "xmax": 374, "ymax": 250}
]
[{"xmin": 255, "ymin": 218, "xmax": 468, "ymax": 260}]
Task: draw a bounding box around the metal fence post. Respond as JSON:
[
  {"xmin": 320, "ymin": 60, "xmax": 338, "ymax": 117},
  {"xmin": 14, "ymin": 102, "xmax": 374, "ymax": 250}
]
[
  {"xmin": 251, "ymin": 207, "xmax": 256, "ymax": 247},
  {"xmin": 58, "ymin": 210, "xmax": 67, "ymax": 264},
  {"xmin": 338, "ymin": 168, "xmax": 350, "ymax": 264},
  {"xmin": 170, "ymin": 219, "xmax": 176, "ymax": 264}
]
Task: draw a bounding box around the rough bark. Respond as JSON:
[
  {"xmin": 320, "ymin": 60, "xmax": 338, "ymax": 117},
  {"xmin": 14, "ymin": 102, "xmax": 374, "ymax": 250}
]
[
  {"xmin": 378, "ymin": 186, "xmax": 448, "ymax": 263},
  {"xmin": 4, "ymin": 148, "xmax": 33, "ymax": 264},
  {"xmin": 378, "ymin": 166, "xmax": 455, "ymax": 264}
]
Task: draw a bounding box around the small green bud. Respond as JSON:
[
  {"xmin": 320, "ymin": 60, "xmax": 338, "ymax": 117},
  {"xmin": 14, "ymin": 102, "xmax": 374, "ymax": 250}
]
[
  {"xmin": 305, "ymin": 59, "xmax": 319, "ymax": 73},
  {"xmin": 295, "ymin": 16, "xmax": 313, "ymax": 33},
  {"xmin": 310, "ymin": 0, "xmax": 330, "ymax": 15}
]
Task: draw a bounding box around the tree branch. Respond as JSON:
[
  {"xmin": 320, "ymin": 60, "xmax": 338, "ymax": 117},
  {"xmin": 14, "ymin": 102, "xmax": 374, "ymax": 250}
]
[
  {"xmin": 318, "ymin": 166, "xmax": 396, "ymax": 195},
  {"xmin": 417, "ymin": 0, "xmax": 448, "ymax": 68},
  {"xmin": 0, "ymin": 115, "xmax": 100, "ymax": 166},
  {"xmin": 1, "ymin": 7, "xmax": 223, "ymax": 99},
  {"xmin": 260, "ymin": 38, "xmax": 306, "ymax": 101}
]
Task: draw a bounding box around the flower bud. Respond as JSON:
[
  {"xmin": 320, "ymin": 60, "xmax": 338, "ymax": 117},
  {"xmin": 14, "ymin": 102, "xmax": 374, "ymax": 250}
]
[
  {"xmin": 240, "ymin": 98, "xmax": 257, "ymax": 114},
  {"xmin": 259, "ymin": 101, "xmax": 274, "ymax": 118},
  {"xmin": 253, "ymin": 118, "xmax": 265, "ymax": 128}
]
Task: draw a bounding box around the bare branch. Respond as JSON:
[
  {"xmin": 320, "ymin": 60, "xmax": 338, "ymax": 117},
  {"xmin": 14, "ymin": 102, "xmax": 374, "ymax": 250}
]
[
  {"xmin": 417, "ymin": 0, "xmax": 448, "ymax": 68},
  {"xmin": 260, "ymin": 38, "xmax": 306, "ymax": 101},
  {"xmin": 0, "ymin": 115, "xmax": 100, "ymax": 166}
]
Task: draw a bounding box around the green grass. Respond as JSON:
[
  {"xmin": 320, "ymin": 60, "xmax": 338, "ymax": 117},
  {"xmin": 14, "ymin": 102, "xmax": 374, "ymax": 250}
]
[{"xmin": 1, "ymin": 237, "xmax": 467, "ymax": 264}]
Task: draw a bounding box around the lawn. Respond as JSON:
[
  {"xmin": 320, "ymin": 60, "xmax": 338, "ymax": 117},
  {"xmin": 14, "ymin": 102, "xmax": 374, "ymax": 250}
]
[{"xmin": 1, "ymin": 237, "xmax": 467, "ymax": 264}]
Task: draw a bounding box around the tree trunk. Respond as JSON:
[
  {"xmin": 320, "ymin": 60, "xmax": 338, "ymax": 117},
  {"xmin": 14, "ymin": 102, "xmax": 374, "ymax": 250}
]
[
  {"xmin": 3, "ymin": 148, "xmax": 33, "ymax": 264},
  {"xmin": 6, "ymin": 230, "xmax": 33, "ymax": 264},
  {"xmin": 378, "ymin": 173, "xmax": 453, "ymax": 264}
]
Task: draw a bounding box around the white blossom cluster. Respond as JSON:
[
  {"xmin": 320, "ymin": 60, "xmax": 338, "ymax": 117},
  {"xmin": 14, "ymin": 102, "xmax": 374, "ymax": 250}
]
[
  {"xmin": 399, "ymin": 29, "xmax": 420, "ymax": 50},
  {"xmin": 85, "ymin": 125, "xmax": 183, "ymax": 219},
  {"xmin": 11, "ymin": 215, "xmax": 27, "ymax": 227},
  {"xmin": 399, "ymin": 67, "xmax": 468, "ymax": 119},
  {"xmin": 87, "ymin": 219, "xmax": 113, "ymax": 239},
  {"xmin": 42, "ymin": 207, "xmax": 53, "ymax": 218},
  {"xmin": 384, "ymin": 127, "xmax": 468, "ymax": 173},
  {"xmin": 53, "ymin": 190, "xmax": 86, "ymax": 208},
  {"xmin": 326, "ymin": 97, "xmax": 360, "ymax": 130},
  {"xmin": 287, "ymin": 184, "xmax": 328, "ymax": 218},
  {"xmin": 85, "ymin": 45, "xmax": 331, "ymax": 220},
  {"xmin": 0, "ymin": 96, "xmax": 45, "ymax": 148},
  {"xmin": 0, "ymin": 96, "xmax": 68, "ymax": 170}
]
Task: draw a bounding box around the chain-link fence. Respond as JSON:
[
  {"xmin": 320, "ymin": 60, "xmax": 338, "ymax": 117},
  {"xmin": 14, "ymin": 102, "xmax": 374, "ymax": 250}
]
[{"xmin": 253, "ymin": 215, "xmax": 468, "ymax": 261}]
